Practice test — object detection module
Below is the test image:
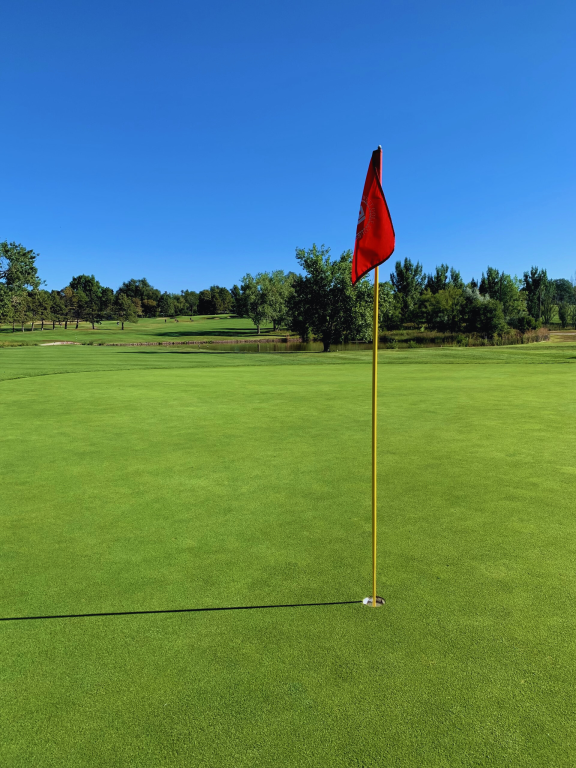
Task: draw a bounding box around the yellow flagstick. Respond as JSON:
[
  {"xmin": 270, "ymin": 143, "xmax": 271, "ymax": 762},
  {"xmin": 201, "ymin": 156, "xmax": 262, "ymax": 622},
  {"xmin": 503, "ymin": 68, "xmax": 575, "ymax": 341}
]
[{"xmin": 372, "ymin": 265, "xmax": 379, "ymax": 607}]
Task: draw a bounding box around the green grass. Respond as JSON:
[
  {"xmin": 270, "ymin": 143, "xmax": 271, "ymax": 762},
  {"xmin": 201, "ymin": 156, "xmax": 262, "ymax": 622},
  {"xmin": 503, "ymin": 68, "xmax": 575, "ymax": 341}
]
[
  {"xmin": 0, "ymin": 314, "xmax": 288, "ymax": 346},
  {"xmin": 1, "ymin": 343, "xmax": 576, "ymax": 766}
]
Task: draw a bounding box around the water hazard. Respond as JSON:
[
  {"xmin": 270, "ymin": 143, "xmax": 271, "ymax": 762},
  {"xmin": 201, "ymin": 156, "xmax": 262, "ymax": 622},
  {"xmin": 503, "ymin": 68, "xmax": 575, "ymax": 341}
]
[{"xmin": 200, "ymin": 341, "xmax": 388, "ymax": 353}]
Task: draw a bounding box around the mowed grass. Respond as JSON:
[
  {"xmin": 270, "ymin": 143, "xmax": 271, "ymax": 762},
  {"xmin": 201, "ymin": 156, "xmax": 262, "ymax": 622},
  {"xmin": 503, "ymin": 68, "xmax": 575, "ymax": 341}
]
[
  {"xmin": 1, "ymin": 344, "xmax": 576, "ymax": 767},
  {"xmin": 0, "ymin": 314, "xmax": 285, "ymax": 346}
]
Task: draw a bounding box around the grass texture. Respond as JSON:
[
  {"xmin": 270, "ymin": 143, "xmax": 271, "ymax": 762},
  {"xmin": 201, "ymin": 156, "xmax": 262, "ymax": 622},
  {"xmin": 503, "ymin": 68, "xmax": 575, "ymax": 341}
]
[{"xmin": 1, "ymin": 343, "xmax": 576, "ymax": 766}]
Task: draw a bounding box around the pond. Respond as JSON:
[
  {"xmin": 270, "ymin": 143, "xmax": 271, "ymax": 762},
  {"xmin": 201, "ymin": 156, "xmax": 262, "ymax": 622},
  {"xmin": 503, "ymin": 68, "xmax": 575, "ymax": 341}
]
[{"xmin": 199, "ymin": 341, "xmax": 393, "ymax": 353}]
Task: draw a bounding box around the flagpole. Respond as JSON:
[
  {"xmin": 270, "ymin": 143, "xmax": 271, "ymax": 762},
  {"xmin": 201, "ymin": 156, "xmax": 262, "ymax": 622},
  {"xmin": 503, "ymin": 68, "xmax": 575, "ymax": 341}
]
[
  {"xmin": 357, "ymin": 144, "xmax": 391, "ymax": 609},
  {"xmin": 372, "ymin": 265, "xmax": 379, "ymax": 607}
]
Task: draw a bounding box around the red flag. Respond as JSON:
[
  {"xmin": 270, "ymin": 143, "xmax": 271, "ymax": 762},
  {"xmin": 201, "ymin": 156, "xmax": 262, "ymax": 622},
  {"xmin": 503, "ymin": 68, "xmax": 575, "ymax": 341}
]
[{"xmin": 351, "ymin": 147, "xmax": 395, "ymax": 285}]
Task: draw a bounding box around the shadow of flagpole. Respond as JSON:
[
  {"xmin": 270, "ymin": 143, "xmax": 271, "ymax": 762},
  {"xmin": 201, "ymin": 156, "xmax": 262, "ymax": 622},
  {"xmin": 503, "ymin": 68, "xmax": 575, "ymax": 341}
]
[{"xmin": 0, "ymin": 600, "xmax": 362, "ymax": 623}]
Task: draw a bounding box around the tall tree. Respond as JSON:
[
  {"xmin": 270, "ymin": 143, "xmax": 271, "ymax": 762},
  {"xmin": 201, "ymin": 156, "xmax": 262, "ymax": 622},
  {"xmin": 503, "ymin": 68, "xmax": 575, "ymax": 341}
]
[
  {"xmin": 449, "ymin": 267, "xmax": 465, "ymax": 291},
  {"xmin": 230, "ymin": 285, "xmax": 243, "ymax": 316},
  {"xmin": 479, "ymin": 267, "xmax": 527, "ymax": 323},
  {"xmin": 197, "ymin": 289, "xmax": 214, "ymax": 315},
  {"xmin": 50, "ymin": 291, "xmax": 66, "ymax": 328},
  {"xmin": 73, "ymin": 290, "xmax": 87, "ymax": 328},
  {"xmin": 117, "ymin": 278, "xmax": 161, "ymax": 317},
  {"xmin": 553, "ymin": 279, "xmax": 575, "ymax": 305},
  {"xmin": 378, "ymin": 281, "xmax": 400, "ymax": 329},
  {"xmin": 69, "ymin": 275, "xmax": 104, "ymax": 329},
  {"xmin": 390, "ymin": 258, "xmax": 426, "ymax": 325},
  {"xmin": 29, "ymin": 290, "xmax": 52, "ymax": 331},
  {"xmin": 0, "ymin": 290, "xmax": 16, "ymax": 330},
  {"xmin": 0, "ymin": 241, "xmax": 41, "ymax": 293},
  {"xmin": 12, "ymin": 292, "xmax": 31, "ymax": 331},
  {"xmin": 287, "ymin": 245, "xmax": 372, "ymax": 351},
  {"xmin": 466, "ymin": 295, "xmax": 507, "ymax": 337},
  {"xmin": 259, "ymin": 271, "xmax": 295, "ymax": 331},
  {"xmin": 158, "ymin": 292, "xmax": 176, "ymax": 317},
  {"xmin": 239, "ymin": 274, "xmax": 268, "ymax": 334},
  {"xmin": 541, "ymin": 281, "xmax": 556, "ymax": 325},
  {"xmin": 420, "ymin": 285, "xmax": 466, "ymax": 332},
  {"xmin": 209, "ymin": 286, "xmax": 234, "ymax": 314},
  {"xmin": 425, "ymin": 264, "xmax": 450, "ymax": 294},
  {"xmin": 113, "ymin": 293, "xmax": 139, "ymax": 330},
  {"xmin": 522, "ymin": 267, "xmax": 548, "ymax": 321},
  {"xmin": 61, "ymin": 285, "xmax": 76, "ymax": 329},
  {"xmin": 0, "ymin": 242, "xmax": 41, "ymax": 328},
  {"xmin": 180, "ymin": 290, "xmax": 199, "ymax": 315},
  {"xmin": 558, "ymin": 302, "xmax": 570, "ymax": 329},
  {"xmin": 100, "ymin": 287, "xmax": 114, "ymax": 319}
]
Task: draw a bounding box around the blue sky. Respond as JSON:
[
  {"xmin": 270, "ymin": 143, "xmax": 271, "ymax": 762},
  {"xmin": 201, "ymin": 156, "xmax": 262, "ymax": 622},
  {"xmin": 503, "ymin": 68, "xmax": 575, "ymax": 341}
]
[{"xmin": 2, "ymin": 0, "xmax": 575, "ymax": 292}]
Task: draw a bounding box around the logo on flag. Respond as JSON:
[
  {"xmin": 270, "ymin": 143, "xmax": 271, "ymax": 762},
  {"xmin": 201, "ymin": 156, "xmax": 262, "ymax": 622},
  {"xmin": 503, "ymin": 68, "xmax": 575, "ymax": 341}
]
[{"xmin": 356, "ymin": 197, "xmax": 376, "ymax": 241}]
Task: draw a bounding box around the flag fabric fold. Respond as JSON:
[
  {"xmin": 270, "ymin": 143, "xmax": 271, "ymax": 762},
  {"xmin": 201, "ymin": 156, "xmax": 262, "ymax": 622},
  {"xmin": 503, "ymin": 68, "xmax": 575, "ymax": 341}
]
[{"xmin": 351, "ymin": 147, "xmax": 395, "ymax": 285}]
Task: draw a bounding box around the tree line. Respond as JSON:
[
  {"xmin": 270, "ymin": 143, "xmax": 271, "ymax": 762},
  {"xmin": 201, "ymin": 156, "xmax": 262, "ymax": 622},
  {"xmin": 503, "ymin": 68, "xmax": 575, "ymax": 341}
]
[{"xmin": 1, "ymin": 240, "xmax": 574, "ymax": 349}]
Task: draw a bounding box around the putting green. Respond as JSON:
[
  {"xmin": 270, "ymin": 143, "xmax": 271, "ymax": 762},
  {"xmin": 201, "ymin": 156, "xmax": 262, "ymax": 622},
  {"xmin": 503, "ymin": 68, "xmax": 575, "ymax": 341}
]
[{"xmin": 1, "ymin": 345, "xmax": 575, "ymax": 767}]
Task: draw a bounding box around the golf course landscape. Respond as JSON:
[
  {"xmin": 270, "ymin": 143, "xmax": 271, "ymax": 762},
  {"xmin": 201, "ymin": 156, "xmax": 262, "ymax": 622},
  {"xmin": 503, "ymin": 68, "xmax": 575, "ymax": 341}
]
[
  {"xmin": 0, "ymin": 314, "xmax": 293, "ymax": 346},
  {"xmin": 2, "ymin": 339, "xmax": 575, "ymax": 767}
]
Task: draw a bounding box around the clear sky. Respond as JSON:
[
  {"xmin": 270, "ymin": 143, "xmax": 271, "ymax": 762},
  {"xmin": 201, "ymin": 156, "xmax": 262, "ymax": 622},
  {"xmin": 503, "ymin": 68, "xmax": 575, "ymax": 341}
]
[{"xmin": 2, "ymin": 0, "xmax": 575, "ymax": 292}]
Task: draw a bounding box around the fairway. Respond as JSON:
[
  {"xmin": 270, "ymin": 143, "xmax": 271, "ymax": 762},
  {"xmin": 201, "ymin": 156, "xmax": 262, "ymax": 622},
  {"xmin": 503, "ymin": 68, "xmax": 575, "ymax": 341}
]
[
  {"xmin": 0, "ymin": 314, "xmax": 284, "ymax": 346},
  {"xmin": 2, "ymin": 345, "xmax": 576, "ymax": 767}
]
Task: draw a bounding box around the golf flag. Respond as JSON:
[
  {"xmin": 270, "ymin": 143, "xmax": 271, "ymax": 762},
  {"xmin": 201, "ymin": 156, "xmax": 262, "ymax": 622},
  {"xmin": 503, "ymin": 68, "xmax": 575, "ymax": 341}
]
[
  {"xmin": 351, "ymin": 147, "xmax": 395, "ymax": 285},
  {"xmin": 353, "ymin": 146, "xmax": 395, "ymax": 609}
]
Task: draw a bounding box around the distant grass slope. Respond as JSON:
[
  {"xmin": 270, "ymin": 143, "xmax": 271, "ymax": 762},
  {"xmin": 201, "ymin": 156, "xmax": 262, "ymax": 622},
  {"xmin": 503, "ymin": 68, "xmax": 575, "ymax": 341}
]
[
  {"xmin": 0, "ymin": 314, "xmax": 288, "ymax": 346},
  {"xmin": 1, "ymin": 343, "xmax": 575, "ymax": 767}
]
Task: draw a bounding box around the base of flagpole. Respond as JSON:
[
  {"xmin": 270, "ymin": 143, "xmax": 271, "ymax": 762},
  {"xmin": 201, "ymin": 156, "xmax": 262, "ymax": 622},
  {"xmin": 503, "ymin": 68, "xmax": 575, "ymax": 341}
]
[{"xmin": 362, "ymin": 596, "xmax": 385, "ymax": 607}]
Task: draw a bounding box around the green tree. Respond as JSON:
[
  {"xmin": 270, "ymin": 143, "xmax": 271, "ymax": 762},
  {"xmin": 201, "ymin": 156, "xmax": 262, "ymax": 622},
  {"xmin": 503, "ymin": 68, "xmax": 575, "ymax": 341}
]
[
  {"xmin": 113, "ymin": 293, "xmax": 139, "ymax": 329},
  {"xmin": 449, "ymin": 267, "xmax": 465, "ymax": 291},
  {"xmin": 0, "ymin": 288, "xmax": 14, "ymax": 329},
  {"xmin": 558, "ymin": 302, "xmax": 570, "ymax": 329},
  {"xmin": 28, "ymin": 290, "xmax": 43, "ymax": 331},
  {"xmin": 378, "ymin": 281, "xmax": 400, "ymax": 329},
  {"xmin": 389, "ymin": 258, "xmax": 426, "ymax": 325},
  {"xmin": 209, "ymin": 286, "xmax": 234, "ymax": 314},
  {"xmin": 467, "ymin": 295, "xmax": 506, "ymax": 337},
  {"xmin": 69, "ymin": 275, "xmax": 104, "ymax": 329},
  {"xmin": 553, "ymin": 279, "xmax": 575, "ymax": 305},
  {"xmin": 230, "ymin": 285, "xmax": 243, "ymax": 316},
  {"xmin": 117, "ymin": 278, "xmax": 161, "ymax": 317},
  {"xmin": 171, "ymin": 294, "xmax": 186, "ymax": 316},
  {"xmin": 181, "ymin": 290, "xmax": 199, "ymax": 315},
  {"xmin": 0, "ymin": 241, "xmax": 41, "ymax": 329},
  {"xmin": 197, "ymin": 289, "xmax": 214, "ymax": 315},
  {"xmin": 420, "ymin": 285, "xmax": 466, "ymax": 332},
  {"xmin": 0, "ymin": 241, "xmax": 41, "ymax": 293},
  {"xmin": 425, "ymin": 264, "xmax": 449, "ymax": 294},
  {"xmin": 239, "ymin": 274, "xmax": 268, "ymax": 334},
  {"xmin": 522, "ymin": 267, "xmax": 547, "ymax": 320},
  {"xmin": 158, "ymin": 292, "xmax": 176, "ymax": 317},
  {"xmin": 49, "ymin": 291, "xmax": 66, "ymax": 329},
  {"xmin": 12, "ymin": 292, "xmax": 31, "ymax": 331},
  {"xmin": 100, "ymin": 287, "xmax": 114, "ymax": 319},
  {"xmin": 73, "ymin": 290, "xmax": 88, "ymax": 329},
  {"xmin": 541, "ymin": 281, "xmax": 555, "ymax": 325},
  {"xmin": 259, "ymin": 271, "xmax": 295, "ymax": 331},
  {"xmin": 61, "ymin": 286, "xmax": 76, "ymax": 329},
  {"xmin": 33, "ymin": 290, "xmax": 52, "ymax": 330},
  {"xmin": 479, "ymin": 267, "xmax": 500, "ymax": 299},
  {"xmin": 480, "ymin": 267, "xmax": 525, "ymax": 319},
  {"xmin": 288, "ymin": 244, "xmax": 372, "ymax": 352}
]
